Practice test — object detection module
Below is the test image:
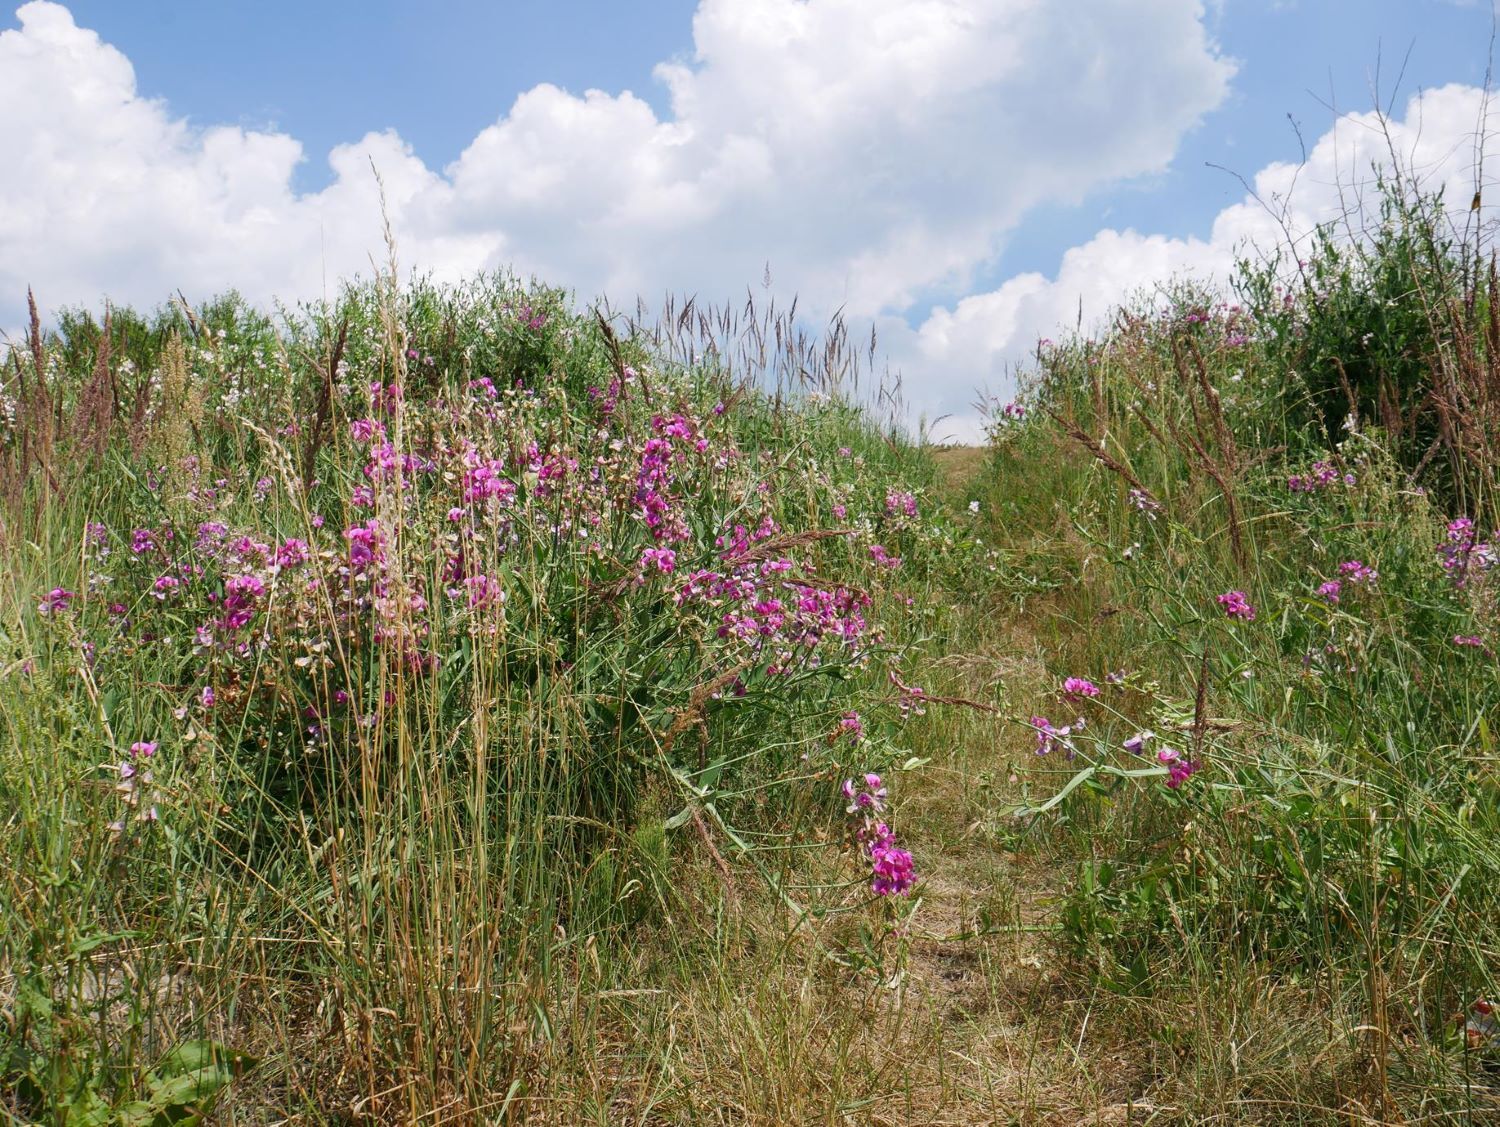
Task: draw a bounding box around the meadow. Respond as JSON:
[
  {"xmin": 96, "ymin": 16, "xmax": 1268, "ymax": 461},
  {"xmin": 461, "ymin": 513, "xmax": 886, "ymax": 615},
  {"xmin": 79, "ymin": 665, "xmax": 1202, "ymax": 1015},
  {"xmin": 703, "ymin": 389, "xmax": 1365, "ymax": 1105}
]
[{"xmin": 2, "ymin": 176, "xmax": 1499, "ymax": 1124}]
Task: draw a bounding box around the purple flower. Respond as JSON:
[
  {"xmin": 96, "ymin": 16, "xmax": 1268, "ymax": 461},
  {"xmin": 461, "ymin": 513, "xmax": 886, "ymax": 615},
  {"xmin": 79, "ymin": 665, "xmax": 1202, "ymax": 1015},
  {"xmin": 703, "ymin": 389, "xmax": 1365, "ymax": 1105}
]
[
  {"xmin": 884, "ymin": 489, "xmax": 919, "ymax": 519},
  {"xmin": 463, "ymin": 574, "xmax": 505, "ymax": 609},
  {"xmin": 129, "ymin": 740, "xmax": 157, "ymax": 758},
  {"xmin": 275, "ymin": 539, "xmax": 310, "ymax": 568},
  {"xmin": 1217, "ymin": 590, "xmax": 1256, "ymax": 621},
  {"xmin": 640, "ymin": 547, "xmax": 677, "ymax": 575},
  {"xmin": 1156, "ymin": 746, "xmax": 1200, "ymax": 788},
  {"xmin": 837, "ymin": 711, "xmax": 864, "ymax": 743},
  {"xmin": 1030, "ymin": 715, "xmax": 1077, "ymax": 757},
  {"xmin": 1061, "ymin": 677, "xmax": 1099, "ymax": 700},
  {"xmin": 842, "ymin": 773, "xmax": 887, "ymax": 814},
  {"xmin": 1338, "ymin": 559, "xmax": 1378, "ymax": 585},
  {"xmin": 1318, "ymin": 580, "xmax": 1342, "ymax": 604},
  {"xmin": 1288, "ymin": 460, "xmax": 1349, "ymax": 493},
  {"xmin": 1123, "ymin": 730, "xmax": 1154, "ymax": 754},
  {"xmin": 1128, "ymin": 488, "xmax": 1163, "ymax": 518},
  {"xmin": 37, "ymin": 588, "xmax": 74, "ymax": 616},
  {"xmin": 862, "ymin": 822, "xmax": 916, "ymax": 896}
]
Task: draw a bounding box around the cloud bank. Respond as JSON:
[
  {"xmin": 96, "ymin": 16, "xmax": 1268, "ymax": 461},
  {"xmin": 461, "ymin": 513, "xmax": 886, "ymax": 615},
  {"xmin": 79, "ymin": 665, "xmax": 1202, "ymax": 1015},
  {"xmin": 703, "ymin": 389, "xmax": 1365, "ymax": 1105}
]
[{"xmin": 0, "ymin": 2, "xmax": 1492, "ymax": 438}]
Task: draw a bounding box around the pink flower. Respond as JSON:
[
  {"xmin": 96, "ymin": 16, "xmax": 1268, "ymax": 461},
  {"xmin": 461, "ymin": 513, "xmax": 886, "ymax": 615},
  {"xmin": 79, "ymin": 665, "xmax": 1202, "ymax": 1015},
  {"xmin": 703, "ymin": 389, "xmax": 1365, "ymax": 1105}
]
[
  {"xmin": 37, "ymin": 588, "xmax": 74, "ymax": 616},
  {"xmin": 1155, "ymin": 746, "xmax": 1200, "ymax": 789},
  {"xmin": 842, "ymin": 773, "xmax": 887, "ymax": 814},
  {"xmin": 884, "ymin": 489, "xmax": 919, "ymax": 519},
  {"xmin": 640, "ymin": 547, "xmax": 677, "ymax": 575},
  {"xmin": 836, "ymin": 710, "xmax": 864, "ymax": 743},
  {"xmin": 862, "ymin": 822, "xmax": 916, "ymax": 896},
  {"xmin": 1061, "ymin": 677, "xmax": 1099, "ymax": 700},
  {"xmin": 1031, "ymin": 715, "xmax": 1077, "ymax": 757},
  {"xmin": 1217, "ymin": 590, "xmax": 1256, "ymax": 621}
]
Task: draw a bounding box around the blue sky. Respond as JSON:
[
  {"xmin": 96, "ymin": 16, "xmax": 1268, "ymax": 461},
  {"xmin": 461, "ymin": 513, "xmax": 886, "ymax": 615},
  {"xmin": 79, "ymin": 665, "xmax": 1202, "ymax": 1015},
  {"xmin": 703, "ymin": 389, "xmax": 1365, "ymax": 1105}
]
[
  {"xmin": 991, "ymin": 1, "xmax": 1492, "ymax": 282},
  {"xmin": 3, "ymin": 1, "xmax": 1497, "ymax": 437}
]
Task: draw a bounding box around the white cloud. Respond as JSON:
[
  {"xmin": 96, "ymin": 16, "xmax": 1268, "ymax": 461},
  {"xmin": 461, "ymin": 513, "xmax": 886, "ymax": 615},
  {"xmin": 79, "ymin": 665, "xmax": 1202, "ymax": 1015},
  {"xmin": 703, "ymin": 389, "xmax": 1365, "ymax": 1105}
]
[
  {"xmin": 899, "ymin": 81, "xmax": 1500, "ymax": 442},
  {"xmin": 0, "ymin": 2, "xmax": 1231, "ymax": 384},
  {"xmin": 2, "ymin": 3, "xmax": 1493, "ymax": 444}
]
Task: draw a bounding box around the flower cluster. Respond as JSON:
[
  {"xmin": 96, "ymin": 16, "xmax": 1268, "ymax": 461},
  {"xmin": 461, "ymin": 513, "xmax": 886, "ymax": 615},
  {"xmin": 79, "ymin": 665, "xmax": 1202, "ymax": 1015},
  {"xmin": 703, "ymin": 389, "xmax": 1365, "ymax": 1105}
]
[
  {"xmin": 1438, "ymin": 519, "xmax": 1496, "ymax": 588},
  {"xmin": 1318, "ymin": 559, "xmax": 1378, "ymax": 604},
  {"xmin": 1287, "ymin": 460, "xmax": 1354, "ymax": 493},
  {"xmin": 1030, "ymin": 714, "xmax": 1082, "ymax": 757},
  {"xmin": 1128, "ymin": 488, "xmax": 1163, "ymax": 519},
  {"xmin": 1061, "ymin": 677, "xmax": 1099, "ymax": 700},
  {"xmin": 110, "ymin": 739, "xmax": 160, "ymax": 832},
  {"xmin": 884, "ymin": 489, "xmax": 919, "ymax": 520},
  {"xmin": 38, "ymin": 587, "xmax": 74, "ymax": 616},
  {"xmin": 1217, "ymin": 590, "xmax": 1256, "ymax": 621},
  {"xmin": 1156, "ymin": 746, "xmax": 1200, "ymax": 789},
  {"xmin": 842, "ymin": 773, "xmax": 916, "ymax": 897}
]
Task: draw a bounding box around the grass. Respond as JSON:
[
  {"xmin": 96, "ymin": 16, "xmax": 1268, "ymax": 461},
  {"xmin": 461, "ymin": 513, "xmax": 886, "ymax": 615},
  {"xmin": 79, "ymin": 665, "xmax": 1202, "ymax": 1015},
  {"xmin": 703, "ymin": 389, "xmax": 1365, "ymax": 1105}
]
[{"xmin": 4, "ymin": 171, "xmax": 1500, "ymax": 1124}]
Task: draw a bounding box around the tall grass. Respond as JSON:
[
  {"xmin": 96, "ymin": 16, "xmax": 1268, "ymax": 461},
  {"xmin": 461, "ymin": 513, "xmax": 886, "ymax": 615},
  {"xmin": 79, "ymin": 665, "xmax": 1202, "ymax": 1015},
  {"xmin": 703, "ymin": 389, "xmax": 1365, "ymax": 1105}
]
[
  {"xmin": 975, "ymin": 174, "xmax": 1500, "ymax": 1118},
  {"xmin": 0, "ymin": 270, "xmax": 951, "ymax": 1122}
]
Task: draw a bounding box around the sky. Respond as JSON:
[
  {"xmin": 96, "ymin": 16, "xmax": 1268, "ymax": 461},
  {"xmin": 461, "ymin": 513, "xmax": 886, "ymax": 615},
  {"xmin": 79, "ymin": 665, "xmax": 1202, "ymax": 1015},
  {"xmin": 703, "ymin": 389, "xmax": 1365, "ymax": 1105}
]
[{"xmin": 2, "ymin": 0, "xmax": 1497, "ymax": 439}]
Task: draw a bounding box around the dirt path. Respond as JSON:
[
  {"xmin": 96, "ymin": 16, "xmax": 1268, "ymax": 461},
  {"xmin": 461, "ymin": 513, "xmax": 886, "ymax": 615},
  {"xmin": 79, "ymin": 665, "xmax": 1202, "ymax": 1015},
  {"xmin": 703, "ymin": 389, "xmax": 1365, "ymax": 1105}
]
[{"xmin": 877, "ymin": 446, "xmax": 1149, "ymax": 1124}]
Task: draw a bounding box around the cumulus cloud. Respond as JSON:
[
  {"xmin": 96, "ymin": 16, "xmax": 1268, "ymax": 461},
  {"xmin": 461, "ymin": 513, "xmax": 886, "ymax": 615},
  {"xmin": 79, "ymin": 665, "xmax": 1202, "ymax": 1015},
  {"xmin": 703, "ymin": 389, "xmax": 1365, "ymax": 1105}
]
[
  {"xmin": 0, "ymin": 2, "xmax": 1231, "ymax": 382},
  {"xmin": 901, "ymin": 81, "xmax": 1500, "ymax": 441},
  {"xmin": 15, "ymin": 1, "xmax": 1487, "ymax": 443}
]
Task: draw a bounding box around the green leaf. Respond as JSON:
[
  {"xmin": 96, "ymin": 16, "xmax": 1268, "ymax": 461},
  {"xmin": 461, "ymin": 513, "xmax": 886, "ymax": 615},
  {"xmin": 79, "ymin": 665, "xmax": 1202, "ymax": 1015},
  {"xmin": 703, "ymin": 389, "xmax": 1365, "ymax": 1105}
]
[
  {"xmin": 141, "ymin": 1041, "xmax": 256, "ymax": 1123},
  {"xmin": 63, "ymin": 1086, "xmax": 112, "ymax": 1127},
  {"xmin": 662, "ymin": 805, "xmax": 695, "ymax": 831},
  {"xmin": 1008, "ymin": 765, "xmax": 1097, "ymax": 817}
]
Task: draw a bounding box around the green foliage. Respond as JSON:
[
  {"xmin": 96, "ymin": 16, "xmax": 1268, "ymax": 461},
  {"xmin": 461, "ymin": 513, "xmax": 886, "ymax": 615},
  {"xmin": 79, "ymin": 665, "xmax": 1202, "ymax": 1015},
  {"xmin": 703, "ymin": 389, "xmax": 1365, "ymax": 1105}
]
[
  {"xmin": 978, "ymin": 178, "xmax": 1500, "ymax": 1112},
  {"xmin": 0, "ymin": 272, "xmax": 949, "ymax": 1119}
]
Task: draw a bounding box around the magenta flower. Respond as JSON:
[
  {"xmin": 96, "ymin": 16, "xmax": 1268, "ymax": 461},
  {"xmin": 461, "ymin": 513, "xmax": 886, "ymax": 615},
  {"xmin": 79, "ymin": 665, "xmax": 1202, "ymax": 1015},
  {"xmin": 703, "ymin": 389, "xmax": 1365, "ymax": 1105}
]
[
  {"xmin": 842, "ymin": 773, "xmax": 888, "ymax": 814},
  {"xmin": 865, "ymin": 825, "xmax": 917, "ymax": 896},
  {"xmin": 1217, "ymin": 590, "xmax": 1256, "ymax": 621},
  {"xmin": 837, "ymin": 711, "xmax": 864, "ymax": 743},
  {"xmin": 1061, "ymin": 677, "xmax": 1100, "ymax": 700},
  {"xmin": 1288, "ymin": 460, "xmax": 1349, "ymax": 493},
  {"xmin": 1156, "ymin": 746, "xmax": 1199, "ymax": 789},
  {"xmin": 1030, "ymin": 715, "xmax": 1077, "ymax": 757},
  {"xmin": 1318, "ymin": 580, "xmax": 1342, "ymax": 604},
  {"xmin": 884, "ymin": 489, "xmax": 919, "ymax": 519},
  {"xmin": 37, "ymin": 588, "xmax": 74, "ymax": 616},
  {"xmin": 129, "ymin": 740, "xmax": 157, "ymax": 758},
  {"xmin": 640, "ymin": 547, "xmax": 677, "ymax": 575}
]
